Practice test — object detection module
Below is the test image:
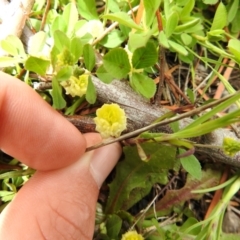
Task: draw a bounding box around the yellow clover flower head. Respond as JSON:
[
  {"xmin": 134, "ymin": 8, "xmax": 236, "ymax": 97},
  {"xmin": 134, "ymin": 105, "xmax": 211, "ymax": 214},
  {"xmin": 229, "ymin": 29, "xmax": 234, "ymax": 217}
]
[
  {"xmin": 121, "ymin": 230, "xmax": 144, "ymax": 240},
  {"xmin": 61, "ymin": 74, "xmax": 88, "ymax": 97},
  {"xmin": 56, "ymin": 47, "xmax": 75, "ymax": 68},
  {"xmin": 223, "ymin": 137, "xmax": 240, "ymax": 156},
  {"xmin": 94, "ymin": 103, "xmax": 127, "ymax": 138}
]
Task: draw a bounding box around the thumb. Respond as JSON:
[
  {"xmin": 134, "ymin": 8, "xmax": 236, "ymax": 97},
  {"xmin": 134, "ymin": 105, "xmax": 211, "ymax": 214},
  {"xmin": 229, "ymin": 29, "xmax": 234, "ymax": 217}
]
[{"xmin": 0, "ymin": 139, "xmax": 121, "ymax": 240}]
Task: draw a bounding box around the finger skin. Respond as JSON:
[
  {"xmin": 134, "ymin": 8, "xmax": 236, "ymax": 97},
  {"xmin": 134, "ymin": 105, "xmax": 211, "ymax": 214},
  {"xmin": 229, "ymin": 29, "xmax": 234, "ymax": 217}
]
[
  {"xmin": 0, "ymin": 141, "xmax": 122, "ymax": 240},
  {"xmin": 0, "ymin": 72, "xmax": 86, "ymax": 170}
]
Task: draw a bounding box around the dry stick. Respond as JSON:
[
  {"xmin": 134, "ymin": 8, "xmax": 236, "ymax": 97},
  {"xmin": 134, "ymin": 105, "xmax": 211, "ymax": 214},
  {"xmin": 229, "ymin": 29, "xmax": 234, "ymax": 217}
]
[
  {"xmin": 155, "ymin": 9, "xmax": 165, "ymax": 106},
  {"xmin": 135, "ymin": 0, "xmax": 144, "ymax": 24},
  {"xmin": 204, "ymin": 167, "xmax": 229, "ymax": 220},
  {"xmin": 86, "ymin": 91, "xmax": 239, "ymax": 151},
  {"xmin": 214, "ymin": 60, "xmax": 236, "ymax": 99},
  {"xmin": 40, "ymin": 0, "xmax": 51, "ymax": 31},
  {"xmin": 164, "ymin": 65, "xmax": 192, "ymax": 105},
  {"xmin": 92, "ymin": 5, "xmax": 139, "ymax": 46},
  {"xmin": 127, "ymin": 0, "xmax": 136, "ymax": 22}
]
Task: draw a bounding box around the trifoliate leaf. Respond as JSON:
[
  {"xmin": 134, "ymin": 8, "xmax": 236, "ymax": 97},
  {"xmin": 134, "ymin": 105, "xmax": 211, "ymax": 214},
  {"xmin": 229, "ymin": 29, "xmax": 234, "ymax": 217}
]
[
  {"xmin": 25, "ymin": 56, "xmax": 50, "ymax": 75},
  {"xmin": 130, "ymin": 72, "xmax": 156, "ymax": 99},
  {"xmin": 103, "ymin": 48, "xmax": 131, "ymax": 79},
  {"xmin": 132, "ymin": 41, "xmax": 158, "ymax": 69},
  {"xmin": 96, "ymin": 65, "xmax": 115, "ymax": 83}
]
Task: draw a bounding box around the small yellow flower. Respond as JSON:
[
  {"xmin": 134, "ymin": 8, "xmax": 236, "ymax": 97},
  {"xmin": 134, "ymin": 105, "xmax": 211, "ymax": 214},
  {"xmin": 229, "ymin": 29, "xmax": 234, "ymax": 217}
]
[
  {"xmin": 223, "ymin": 137, "xmax": 240, "ymax": 156},
  {"xmin": 56, "ymin": 47, "xmax": 75, "ymax": 68},
  {"xmin": 94, "ymin": 103, "xmax": 127, "ymax": 138},
  {"xmin": 121, "ymin": 230, "xmax": 144, "ymax": 240},
  {"xmin": 61, "ymin": 74, "xmax": 88, "ymax": 97}
]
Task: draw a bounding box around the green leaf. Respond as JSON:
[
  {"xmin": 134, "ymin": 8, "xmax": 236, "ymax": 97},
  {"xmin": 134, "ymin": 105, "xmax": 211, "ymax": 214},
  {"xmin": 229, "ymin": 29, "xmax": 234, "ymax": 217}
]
[
  {"xmin": 186, "ymin": 88, "xmax": 195, "ymax": 103},
  {"xmin": 165, "ymin": 11, "xmax": 179, "ymax": 38},
  {"xmin": 158, "ymin": 31, "xmax": 170, "ymax": 48},
  {"xmin": 203, "ymin": 0, "xmax": 218, "ymax": 4},
  {"xmin": 180, "ymin": 217, "xmax": 201, "ymax": 235},
  {"xmin": 83, "ymin": 44, "xmax": 95, "ymax": 71},
  {"xmin": 76, "ymin": 0, "xmax": 99, "ymax": 20},
  {"xmin": 0, "ymin": 35, "xmax": 26, "ymax": 58},
  {"xmin": 181, "ymin": 33, "xmax": 192, "ymax": 46},
  {"xmin": 0, "ymin": 57, "xmax": 24, "ymax": 67},
  {"xmin": 103, "ymin": 48, "xmax": 131, "ymax": 79},
  {"xmin": 53, "ymin": 30, "xmax": 70, "ymax": 53},
  {"xmin": 230, "ymin": 9, "xmax": 240, "ymax": 34},
  {"xmin": 105, "ymin": 143, "xmax": 176, "ymax": 213},
  {"xmin": 169, "ymin": 40, "xmax": 188, "ymax": 56},
  {"xmin": 211, "ymin": 2, "xmax": 227, "ymax": 31},
  {"xmin": 70, "ymin": 37, "xmax": 83, "ymax": 62},
  {"xmin": 132, "ymin": 41, "xmax": 158, "ymax": 69},
  {"xmin": 102, "ymin": 12, "xmax": 143, "ymax": 31},
  {"xmin": 128, "ymin": 30, "xmax": 154, "ymax": 52},
  {"xmin": 106, "ymin": 215, "xmax": 122, "ymax": 239},
  {"xmin": 0, "ymin": 191, "xmax": 16, "ymax": 202},
  {"xmin": 25, "ymin": 56, "xmax": 50, "ymax": 75},
  {"xmin": 184, "ymin": 91, "xmax": 240, "ymax": 130},
  {"xmin": 0, "ymin": 169, "xmax": 34, "ymax": 179},
  {"xmin": 55, "ymin": 66, "xmax": 73, "ymax": 81},
  {"xmin": 228, "ymin": 39, "xmax": 240, "ymax": 63},
  {"xmin": 207, "ymin": 29, "xmax": 225, "ymax": 42},
  {"xmin": 179, "ymin": 149, "xmax": 202, "ymax": 180},
  {"xmin": 96, "ymin": 65, "xmax": 115, "ymax": 83},
  {"xmin": 28, "ymin": 31, "xmax": 47, "ymax": 56},
  {"xmin": 130, "ymin": 72, "xmax": 156, "ymax": 99},
  {"xmin": 100, "ymin": 29, "xmax": 127, "ymax": 48},
  {"xmin": 51, "ymin": 77, "xmax": 66, "ymax": 109},
  {"xmin": 174, "ymin": 18, "xmax": 200, "ymax": 33},
  {"xmin": 62, "ymin": 3, "xmax": 79, "ymax": 37},
  {"xmin": 227, "ymin": 0, "xmax": 239, "ymax": 23},
  {"xmin": 86, "ymin": 76, "xmax": 96, "ymax": 104},
  {"xmin": 181, "ymin": 0, "xmax": 194, "ymax": 17},
  {"xmin": 51, "ymin": 16, "xmax": 67, "ymax": 35},
  {"xmin": 143, "ymin": 0, "xmax": 162, "ymax": 27}
]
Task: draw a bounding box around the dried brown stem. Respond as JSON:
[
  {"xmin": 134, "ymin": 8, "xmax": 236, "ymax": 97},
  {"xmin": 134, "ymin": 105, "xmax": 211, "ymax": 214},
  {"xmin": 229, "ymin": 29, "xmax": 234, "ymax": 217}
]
[{"xmin": 66, "ymin": 76, "xmax": 240, "ymax": 167}]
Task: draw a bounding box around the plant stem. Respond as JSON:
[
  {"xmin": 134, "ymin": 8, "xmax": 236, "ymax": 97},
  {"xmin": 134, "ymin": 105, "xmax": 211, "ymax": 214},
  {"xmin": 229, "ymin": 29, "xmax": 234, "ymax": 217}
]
[{"xmin": 86, "ymin": 90, "xmax": 240, "ymax": 151}]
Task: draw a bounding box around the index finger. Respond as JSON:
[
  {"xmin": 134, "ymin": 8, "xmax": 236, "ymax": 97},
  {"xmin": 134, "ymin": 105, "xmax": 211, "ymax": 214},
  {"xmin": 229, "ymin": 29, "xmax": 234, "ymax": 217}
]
[{"xmin": 0, "ymin": 72, "xmax": 86, "ymax": 170}]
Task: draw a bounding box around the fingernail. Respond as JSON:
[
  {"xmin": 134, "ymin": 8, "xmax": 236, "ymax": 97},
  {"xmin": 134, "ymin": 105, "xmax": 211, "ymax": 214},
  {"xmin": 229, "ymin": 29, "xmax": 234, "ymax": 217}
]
[{"xmin": 90, "ymin": 143, "xmax": 122, "ymax": 188}]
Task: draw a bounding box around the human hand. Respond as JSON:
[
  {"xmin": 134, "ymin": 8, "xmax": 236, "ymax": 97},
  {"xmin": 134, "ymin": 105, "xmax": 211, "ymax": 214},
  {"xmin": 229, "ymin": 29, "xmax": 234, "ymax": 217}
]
[{"xmin": 0, "ymin": 72, "xmax": 122, "ymax": 239}]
